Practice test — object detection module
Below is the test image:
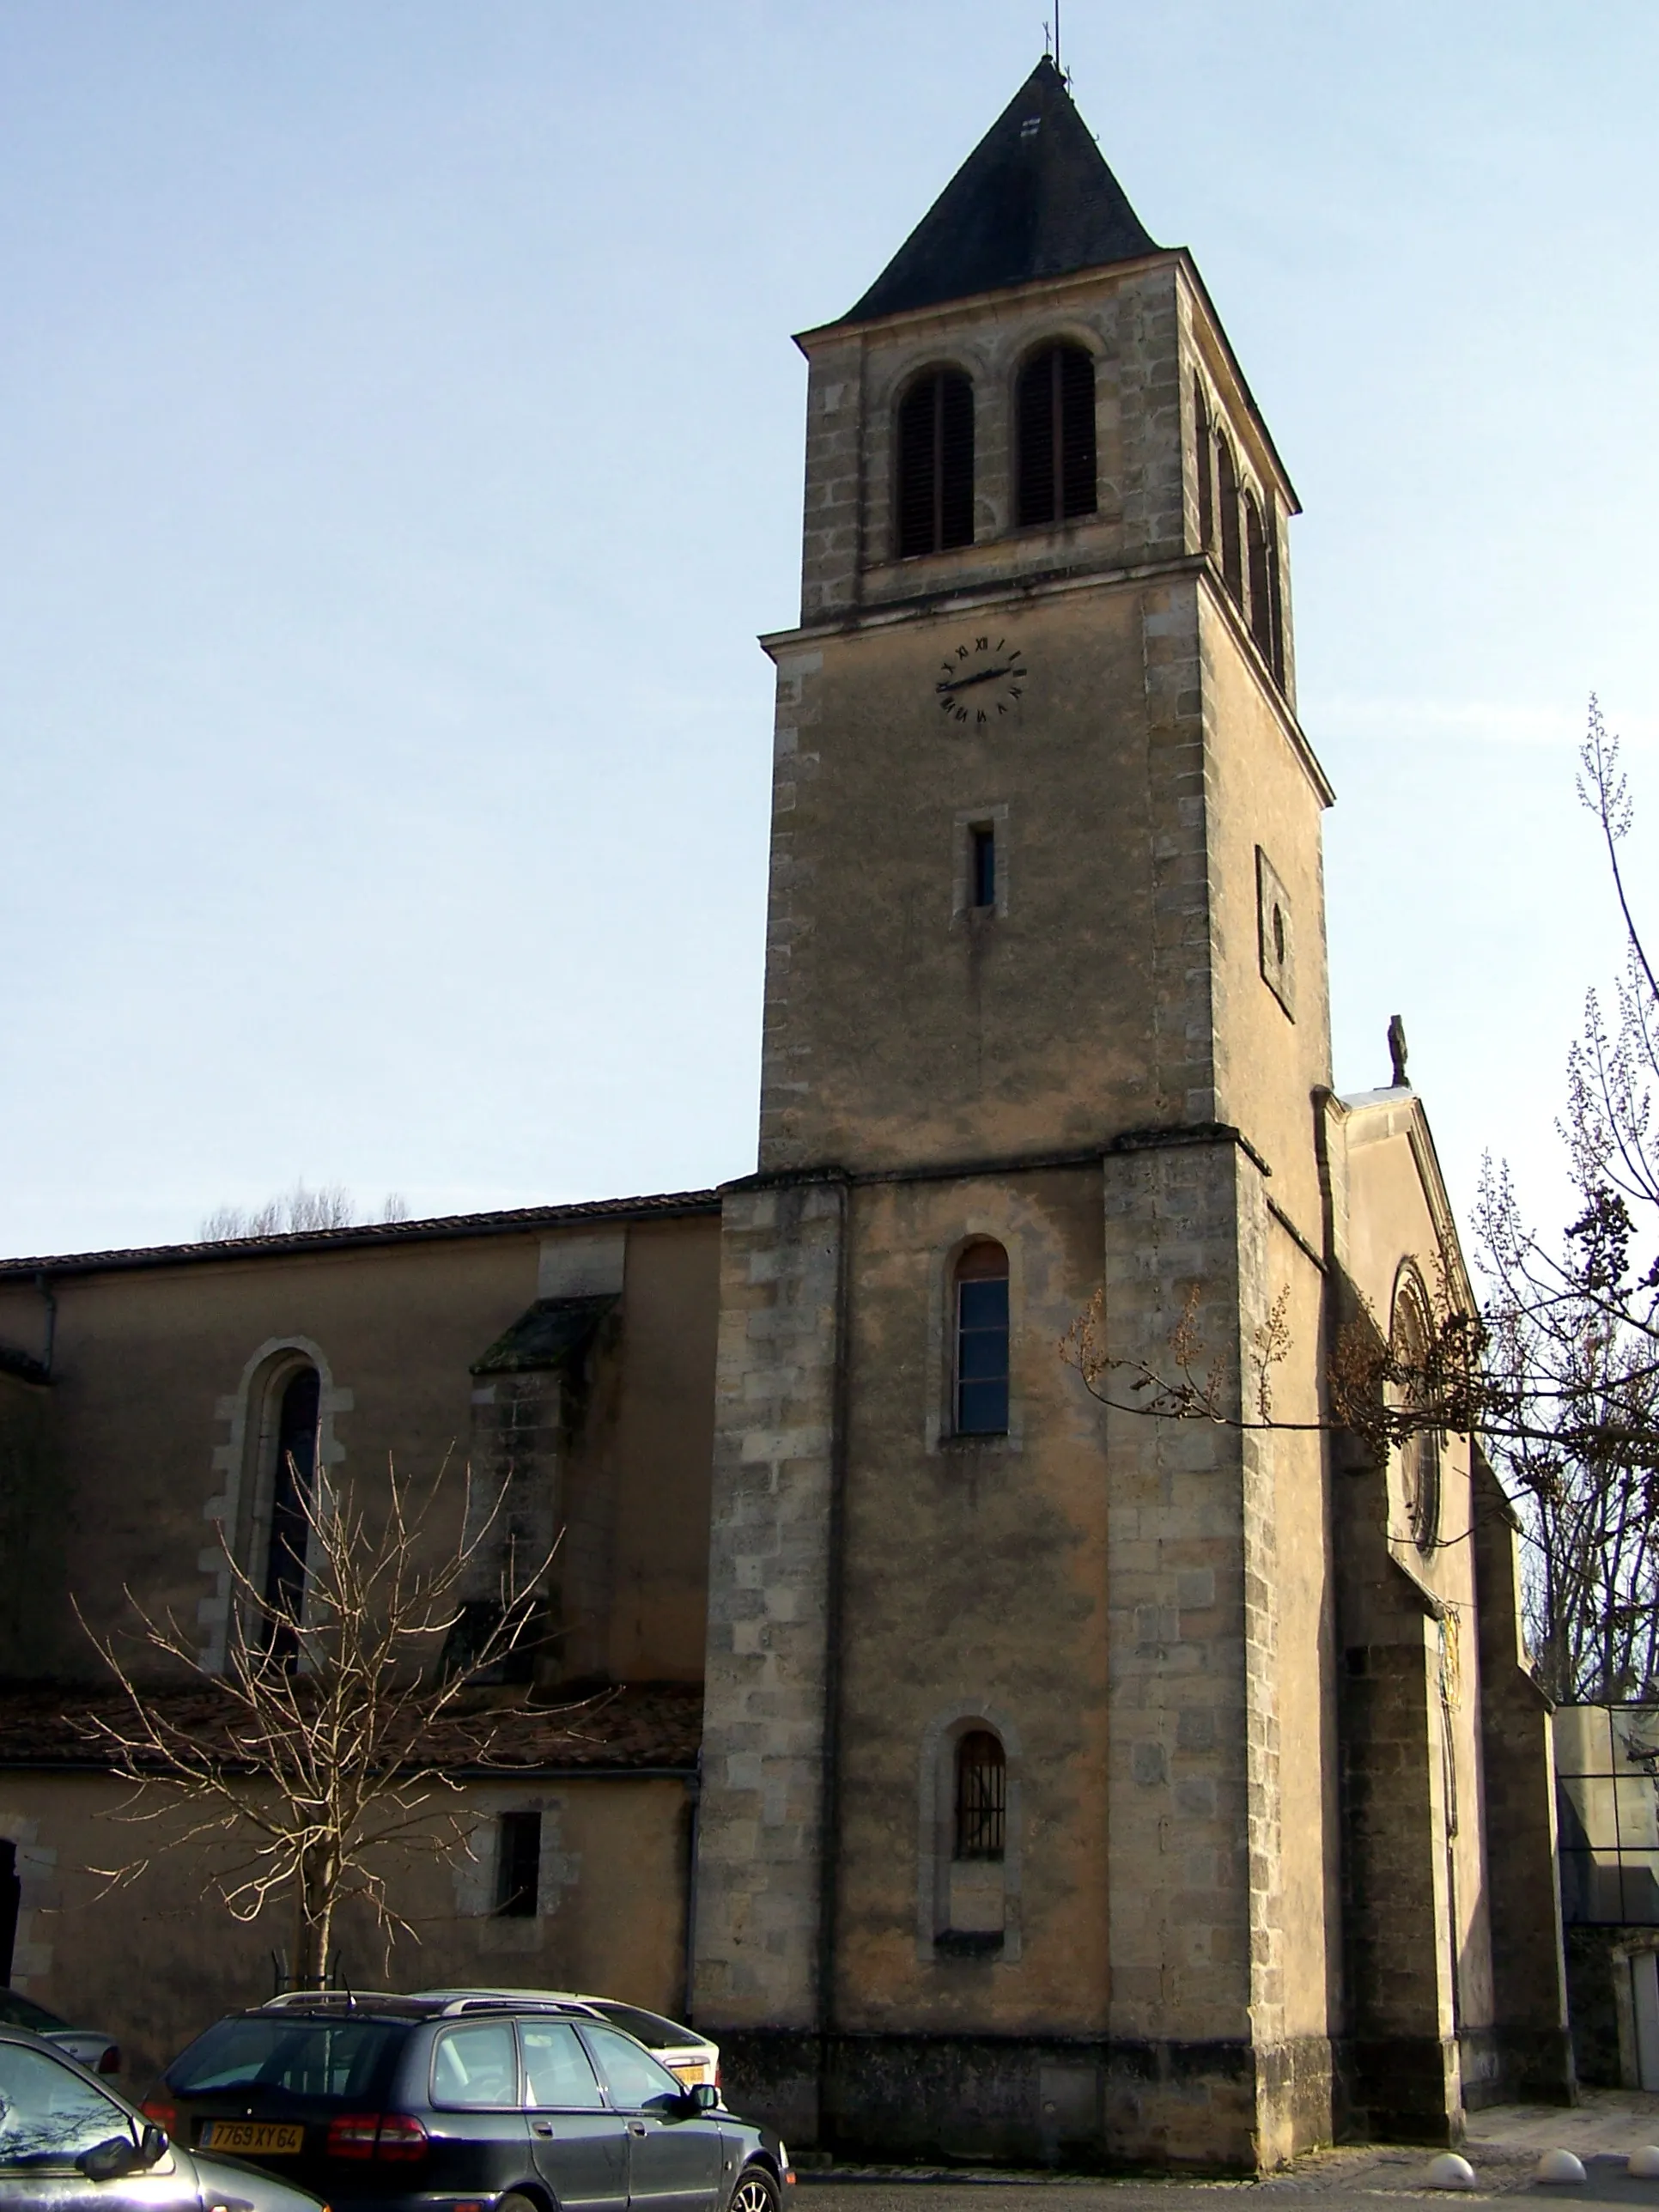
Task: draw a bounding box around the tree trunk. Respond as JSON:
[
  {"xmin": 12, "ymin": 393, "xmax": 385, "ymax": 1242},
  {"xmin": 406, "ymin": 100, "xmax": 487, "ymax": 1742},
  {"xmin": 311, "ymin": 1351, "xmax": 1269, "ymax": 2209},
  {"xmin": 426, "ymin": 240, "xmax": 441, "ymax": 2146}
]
[{"xmin": 292, "ymin": 1841, "xmax": 339, "ymax": 1990}]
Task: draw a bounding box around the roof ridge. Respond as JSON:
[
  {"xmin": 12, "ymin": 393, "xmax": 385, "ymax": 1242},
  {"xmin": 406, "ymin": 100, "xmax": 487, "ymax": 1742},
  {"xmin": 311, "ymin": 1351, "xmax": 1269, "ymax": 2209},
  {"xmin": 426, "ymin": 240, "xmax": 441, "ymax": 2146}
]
[{"xmin": 0, "ymin": 1188, "xmax": 723, "ymax": 1279}]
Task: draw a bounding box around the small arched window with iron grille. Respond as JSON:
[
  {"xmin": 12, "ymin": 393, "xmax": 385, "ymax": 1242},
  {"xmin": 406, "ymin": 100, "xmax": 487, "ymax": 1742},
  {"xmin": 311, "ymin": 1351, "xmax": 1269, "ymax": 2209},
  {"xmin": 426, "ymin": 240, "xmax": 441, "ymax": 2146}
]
[
  {"xmin": 954, "ymin": 1729, "xmax": 1007, "ymax": 1862},
  {"xmin": 896, "ymin": 368, "xmax": 975, "ymax": 558},
  {"xmin": 955, "ymin": 1241, "xmax": 1009, "ymax": 1436},
  {"xmin": 264, "ymin": 1364, "xmax": 320, "ymax": 1662},
  {"xmin": 1016, "ymin": 343, "xmax": 1097, "ymax": 527}
]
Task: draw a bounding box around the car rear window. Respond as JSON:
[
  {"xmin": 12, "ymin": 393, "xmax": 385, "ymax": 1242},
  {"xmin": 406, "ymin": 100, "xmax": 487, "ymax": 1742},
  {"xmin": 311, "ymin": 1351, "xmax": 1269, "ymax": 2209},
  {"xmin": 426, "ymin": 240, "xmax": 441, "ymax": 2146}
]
[
  {"xmin": 588, "ymin": 2003, "xmax": 695, "ymax": 2051},
  {"xmin": 0, "ymin": 1990, "xmax": 69, "ymax": 2034},
  {"xmin": 167, "ymin": 2016, "xmax": 404, "ymax": 2100}
]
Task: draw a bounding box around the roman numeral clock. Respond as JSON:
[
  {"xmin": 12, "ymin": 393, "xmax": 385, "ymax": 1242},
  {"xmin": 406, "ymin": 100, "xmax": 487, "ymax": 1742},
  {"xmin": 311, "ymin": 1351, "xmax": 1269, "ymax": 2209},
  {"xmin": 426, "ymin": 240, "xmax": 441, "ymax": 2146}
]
[{"xmin": 933, "ymin": 634, "xmax": 1028, "ymax": 726}]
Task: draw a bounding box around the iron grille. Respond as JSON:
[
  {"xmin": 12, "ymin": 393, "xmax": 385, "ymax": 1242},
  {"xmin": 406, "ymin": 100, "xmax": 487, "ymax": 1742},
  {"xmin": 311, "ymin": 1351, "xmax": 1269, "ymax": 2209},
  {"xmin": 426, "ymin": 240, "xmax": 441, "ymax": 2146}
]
[{"xmin": 955, "ymin": 1729, "xmax": 1006, "ymax": 1861}]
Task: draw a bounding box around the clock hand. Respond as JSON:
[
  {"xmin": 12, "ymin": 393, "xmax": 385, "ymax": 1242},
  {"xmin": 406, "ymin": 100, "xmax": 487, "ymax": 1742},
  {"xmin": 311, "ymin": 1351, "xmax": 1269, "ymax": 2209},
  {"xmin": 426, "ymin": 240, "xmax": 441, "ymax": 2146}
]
[{"xmin": 936, "ymin": 661, "xmax": 1024, "ymax": 694}]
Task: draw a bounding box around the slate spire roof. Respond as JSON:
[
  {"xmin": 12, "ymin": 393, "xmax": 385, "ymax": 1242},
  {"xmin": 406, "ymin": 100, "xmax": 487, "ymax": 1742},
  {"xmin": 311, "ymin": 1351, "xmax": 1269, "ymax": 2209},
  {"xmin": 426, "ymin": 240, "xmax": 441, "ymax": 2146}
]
[{"xmin": 839, "ymin": 58, "xmax": 1160, "ymax": 328}]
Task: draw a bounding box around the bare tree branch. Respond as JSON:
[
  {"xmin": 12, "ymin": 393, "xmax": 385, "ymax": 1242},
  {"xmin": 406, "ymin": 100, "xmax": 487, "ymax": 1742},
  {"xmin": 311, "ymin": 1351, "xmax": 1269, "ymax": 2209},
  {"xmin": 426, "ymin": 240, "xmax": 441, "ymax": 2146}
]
[
  {"xmin": 1059, "ymin": 701, "xmax": 1659, "ymax": 1696},
  {"xmin": 76, "ymin": 1455, "xmax": 562, "ymax": 1986}
]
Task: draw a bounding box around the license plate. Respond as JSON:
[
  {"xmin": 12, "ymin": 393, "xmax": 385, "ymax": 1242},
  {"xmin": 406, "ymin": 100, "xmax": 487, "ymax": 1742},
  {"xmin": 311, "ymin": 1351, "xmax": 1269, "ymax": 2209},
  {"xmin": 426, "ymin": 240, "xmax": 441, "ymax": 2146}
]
[{"xmin": 199, "ymin": 2121, "xmax": 305, "ymax": 2154}]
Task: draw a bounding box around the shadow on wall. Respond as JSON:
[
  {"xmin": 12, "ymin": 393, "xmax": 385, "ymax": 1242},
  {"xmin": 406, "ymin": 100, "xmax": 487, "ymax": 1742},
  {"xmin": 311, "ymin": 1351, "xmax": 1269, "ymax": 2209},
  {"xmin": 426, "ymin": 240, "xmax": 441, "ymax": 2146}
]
[{"xmin": 0, "ymin": 1374, "xmax": 64, "ymax": 1678}]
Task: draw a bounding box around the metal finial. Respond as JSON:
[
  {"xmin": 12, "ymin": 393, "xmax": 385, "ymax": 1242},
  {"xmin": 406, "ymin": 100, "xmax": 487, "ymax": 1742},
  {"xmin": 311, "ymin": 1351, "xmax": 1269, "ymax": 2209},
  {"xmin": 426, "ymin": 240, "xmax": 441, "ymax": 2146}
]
[{"xmin": 1042, "ymin": 15, "xmax": 1052, "ymax": 59}]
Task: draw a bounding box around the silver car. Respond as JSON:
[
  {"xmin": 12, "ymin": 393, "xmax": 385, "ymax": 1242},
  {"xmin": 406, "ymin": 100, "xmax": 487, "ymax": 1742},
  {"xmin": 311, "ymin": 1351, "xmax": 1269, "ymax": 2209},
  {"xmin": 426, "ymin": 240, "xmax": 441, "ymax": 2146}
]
[
  {"xmin": 0, "ymin": 2025, "xmax": 325, "ymax": 2211},
  {"xmin": 0, "ymin": 1985, "xmax": 120, "ymax": 2077},
  {"xmin": 410, "ymin": 1988, "xmax": 721, "ymax": 2088}
]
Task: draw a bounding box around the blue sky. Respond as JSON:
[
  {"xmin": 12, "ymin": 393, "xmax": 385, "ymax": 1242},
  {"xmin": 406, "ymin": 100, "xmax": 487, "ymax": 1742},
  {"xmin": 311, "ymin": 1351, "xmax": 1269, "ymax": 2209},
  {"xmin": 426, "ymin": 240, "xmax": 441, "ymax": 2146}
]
[{"xmin": 2, "ymin": 1, "xmax": 1655, "ymax": 1258}]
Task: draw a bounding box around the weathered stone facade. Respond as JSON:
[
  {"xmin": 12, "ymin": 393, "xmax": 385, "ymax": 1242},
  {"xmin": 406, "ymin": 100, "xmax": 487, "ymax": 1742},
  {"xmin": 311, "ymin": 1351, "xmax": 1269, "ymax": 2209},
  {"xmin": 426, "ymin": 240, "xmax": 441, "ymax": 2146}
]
[
  {"xmin": 693, "ymin": 55, "xmax": 1570, "ymax": 2169},
  {"xmin": 0, "ymin": 52, "xmax": 1570, "ymax": 2172}
]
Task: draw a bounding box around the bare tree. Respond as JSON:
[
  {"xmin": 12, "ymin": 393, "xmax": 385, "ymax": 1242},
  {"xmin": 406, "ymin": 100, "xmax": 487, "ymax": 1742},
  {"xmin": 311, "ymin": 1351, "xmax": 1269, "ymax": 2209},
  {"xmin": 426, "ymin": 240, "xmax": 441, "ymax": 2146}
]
[
  {"xmin": 77, "ymin": 1462, "xmax": 556, "ymax": 1989},
  {"xmin": 1061, "ymin": 1268, "xmax": 1487, "ymax": 1473},
  {"xmin": 1474, "ymin": 702, "xmax": 1659, "ymax": 1698},
  {"xmin": 199, "ymin": 1184, "xmax": 410, "ymax": 1242}
]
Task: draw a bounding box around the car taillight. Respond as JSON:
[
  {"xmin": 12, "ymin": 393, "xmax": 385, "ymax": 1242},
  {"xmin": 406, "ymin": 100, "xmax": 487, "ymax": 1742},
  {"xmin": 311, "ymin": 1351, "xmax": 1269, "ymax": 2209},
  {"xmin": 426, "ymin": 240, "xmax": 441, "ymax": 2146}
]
[
  {"xmin": 140, "ymin": 2100, "xmax": 176, "ymax": 2135},
  {"xmin": 326, "ymin": 2112, "xmax": 380, "ymax": 2160},
  {"xmin": 98, "ymin": 2046, "xmax": 121, "ymax": 2075},
  {"xmin": 376, "ymin": 2113, "xmax": 428, "ymax": 2162}
]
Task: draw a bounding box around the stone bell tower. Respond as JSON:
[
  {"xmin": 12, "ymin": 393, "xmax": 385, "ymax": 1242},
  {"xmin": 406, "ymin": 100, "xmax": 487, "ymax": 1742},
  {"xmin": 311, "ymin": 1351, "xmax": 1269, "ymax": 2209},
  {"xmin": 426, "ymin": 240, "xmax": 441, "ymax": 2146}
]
[{"xmin": 692, "ymin": 57, "xmax": 1351, "ymax": 2168}]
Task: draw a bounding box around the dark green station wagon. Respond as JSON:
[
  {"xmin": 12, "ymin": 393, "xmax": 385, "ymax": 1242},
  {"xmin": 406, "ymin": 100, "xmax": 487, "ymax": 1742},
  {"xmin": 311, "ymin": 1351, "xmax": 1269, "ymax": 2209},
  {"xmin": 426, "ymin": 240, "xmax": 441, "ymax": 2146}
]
[{"xmin": 145, "ymin": 1996, "xmax": 793, "ymax": 2212}]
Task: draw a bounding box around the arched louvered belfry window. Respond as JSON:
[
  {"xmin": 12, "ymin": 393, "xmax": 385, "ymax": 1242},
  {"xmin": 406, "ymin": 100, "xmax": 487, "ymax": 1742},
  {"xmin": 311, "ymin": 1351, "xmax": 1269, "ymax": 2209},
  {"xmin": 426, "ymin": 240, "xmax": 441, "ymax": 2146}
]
[
  {"xmin": 1245, "ymin": 494, "xmax": 1274, "ymax": 661},
  {"xmin": 955, "ymin": 1240, "xmax": 1010, "ymax": 1436},
  {"xmin": 264, "ymin": 1364, "xmax": 320, "ymax": 1660},
  {"xmin": 1016, "ymin": 343, "xmax": 1097, "ymax": 526},
  {"xmin": 896, "ymin": 368, "xmax": 975, "ymax": 557},
  {"xmin": 954, "ymin": 1729, "xmax": 1007, "ymax": 1861},
  {"xmin": 1192, "ymin": 377, "xmax": 1213, "ymax": 550},
  {"xmin": 1216, "ymin": 434, "xmax": 1243, "ymax": 601}
]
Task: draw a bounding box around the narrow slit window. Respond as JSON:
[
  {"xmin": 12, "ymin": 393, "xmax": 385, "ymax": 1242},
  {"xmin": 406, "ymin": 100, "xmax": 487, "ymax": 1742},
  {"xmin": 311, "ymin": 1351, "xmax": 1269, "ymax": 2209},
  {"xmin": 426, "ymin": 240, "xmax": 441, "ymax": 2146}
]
[
  {"xmin": 970, "ymin": 824, "xmax": 995, "ymax": 910},
  {"xmin": 955, "ymin": 1241, "xmax": 1010, "ymax": 1436},
  {"xmin": 495, "ymin": 1810, "xmax": 542, "ymax": 1918},
  {"xmin": 896, "ymin": 370, "xmax": 975, "ymax": 557},
  {"xmin": 1016, "ymin": 343, "xmax": 1097, "ymax": 526},
  {"xmin": 954, "ymin": 1730, "xmax": 1006, "ymax": 1861},
  {"xmin": 1192, "ymin": 377, "xmax": 1212, "ymax": 548},
  {"xmin": 1245, "ymin": 494, "xmax": 1273, "ymax": 660},
  {"xmin": 1216, "ymin": 434, "xmax": 1243, "ymax": 601}
]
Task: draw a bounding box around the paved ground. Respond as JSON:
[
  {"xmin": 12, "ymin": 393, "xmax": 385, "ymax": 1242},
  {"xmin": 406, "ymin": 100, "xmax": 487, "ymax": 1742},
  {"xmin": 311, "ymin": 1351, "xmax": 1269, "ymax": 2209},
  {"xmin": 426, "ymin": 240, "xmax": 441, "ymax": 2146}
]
[{"xmin": 797, "ymin": 2091, "xmax": 1659, "ymax": 2209}]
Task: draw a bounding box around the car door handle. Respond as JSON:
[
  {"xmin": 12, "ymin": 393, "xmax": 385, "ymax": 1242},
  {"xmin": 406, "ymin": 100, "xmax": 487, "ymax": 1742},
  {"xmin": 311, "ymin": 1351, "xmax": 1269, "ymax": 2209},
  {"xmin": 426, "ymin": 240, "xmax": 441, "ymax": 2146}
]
[
  {"xmin": 533, "ymin": 2122, "xmax": 555, "ymax": 2137},
  {"xmin": 629, "ymin": 2121, "xmax": 647, "ymax": 2136}
]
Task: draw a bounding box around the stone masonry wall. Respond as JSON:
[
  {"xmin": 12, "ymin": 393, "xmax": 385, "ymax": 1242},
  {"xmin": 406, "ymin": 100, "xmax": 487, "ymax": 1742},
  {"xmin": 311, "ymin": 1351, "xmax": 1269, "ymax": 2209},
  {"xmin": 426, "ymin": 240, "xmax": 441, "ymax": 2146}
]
[
  {"xmin": 694, "ymin": 1176, "xmax": 845, "ymax": 2098},
  {"xmin": 1102, "ymin": 1132, "xmax": 1305, "ymax": 2166},
  {"xmin": 1470, "ymin": 1453, "xmax": 1573, "ymax": 2100},
  {"xmin": 757, "ymin": 647, "xmax": 823, "ymax": 1176}
]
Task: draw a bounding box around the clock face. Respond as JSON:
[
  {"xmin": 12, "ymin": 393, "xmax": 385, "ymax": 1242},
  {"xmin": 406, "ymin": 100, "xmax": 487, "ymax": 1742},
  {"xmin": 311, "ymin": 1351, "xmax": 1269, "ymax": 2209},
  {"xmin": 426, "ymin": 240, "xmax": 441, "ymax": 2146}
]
[{"xmin": 933, "ymin": 632, "xmax": 1028, "ymax": 728}]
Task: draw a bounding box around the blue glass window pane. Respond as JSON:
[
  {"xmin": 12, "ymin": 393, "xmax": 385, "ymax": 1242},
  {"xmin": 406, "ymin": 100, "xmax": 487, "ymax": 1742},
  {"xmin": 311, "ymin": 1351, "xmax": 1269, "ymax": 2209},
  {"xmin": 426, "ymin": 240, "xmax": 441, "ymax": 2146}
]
[
  {"xmin": 1559, "ymin": 1850, "xmax": 1595, "ymax": 1924},
  {"xmin": 959, "ymin": 1331, "xmax": 1007, "ymax": 1381},
  {"xmin": 958, "ymin": 1379, "xmax": 1008, "ymax": 1434},
  {"xmin": 958, "ymin": 1280, "xmax": 1007, "ymax": 1329},
  {"xmin": 1623, "ymin": 1855, "xmax": 1659, "ymax": 1925}
]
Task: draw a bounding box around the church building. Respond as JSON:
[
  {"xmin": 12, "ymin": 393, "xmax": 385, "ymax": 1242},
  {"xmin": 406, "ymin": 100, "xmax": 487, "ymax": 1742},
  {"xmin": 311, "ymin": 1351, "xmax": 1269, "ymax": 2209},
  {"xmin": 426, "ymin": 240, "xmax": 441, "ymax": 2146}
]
[{"xmin": 0, "ymin": 59, "xmax": 1570, "ymax": 2170}]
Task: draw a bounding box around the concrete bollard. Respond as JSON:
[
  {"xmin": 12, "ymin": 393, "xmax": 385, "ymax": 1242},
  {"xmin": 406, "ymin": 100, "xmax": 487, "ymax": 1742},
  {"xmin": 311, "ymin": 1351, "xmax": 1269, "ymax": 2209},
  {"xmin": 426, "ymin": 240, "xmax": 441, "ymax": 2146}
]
[
  {"xmin": 1427, "ymin": 2154, "xmax": 1478, "ymax": 2190},
  {"xmin": 1534, "ymin": 2151, "xmax": 1587, "ymax": 2184}
]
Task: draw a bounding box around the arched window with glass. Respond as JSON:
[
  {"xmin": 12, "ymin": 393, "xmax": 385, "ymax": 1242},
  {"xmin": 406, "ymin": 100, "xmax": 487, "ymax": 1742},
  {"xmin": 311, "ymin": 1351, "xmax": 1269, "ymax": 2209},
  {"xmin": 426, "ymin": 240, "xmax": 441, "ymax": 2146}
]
[
  {"xmin": 955, "ymin": 1241, "xmax": 1009, "ymax": 1436},
  {"xmin": 1015, "ymin": 342, "xmax": 1097, "ymax": 527},
  {"xmin": 896, "ymin": 368, "xmax": 975, "ymax": 558},
  {"xmin": 264, "ymin": 1364, "xmax": 320, "ymax": 1662}
]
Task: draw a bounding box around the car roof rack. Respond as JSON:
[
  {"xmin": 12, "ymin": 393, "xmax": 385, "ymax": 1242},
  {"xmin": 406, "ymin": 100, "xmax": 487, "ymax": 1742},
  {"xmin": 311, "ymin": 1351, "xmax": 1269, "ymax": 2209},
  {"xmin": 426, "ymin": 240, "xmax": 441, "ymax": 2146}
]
[
  {"xmin": 437, "ymin": 1996, "xmax": 590, "ymax": 2016},
  {"xmin": 259, "ymin": 1990, "xmax": 421, "ymax": 2013}
]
